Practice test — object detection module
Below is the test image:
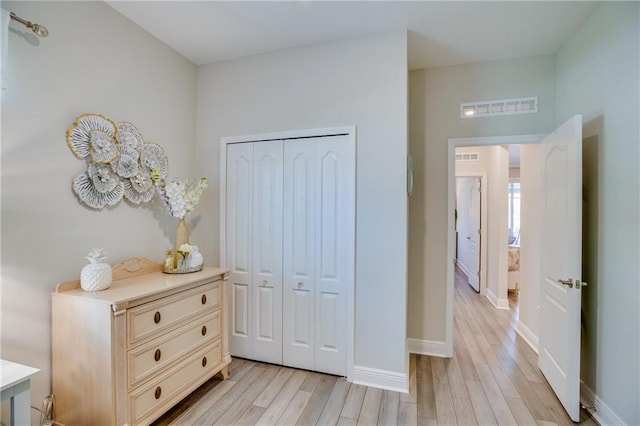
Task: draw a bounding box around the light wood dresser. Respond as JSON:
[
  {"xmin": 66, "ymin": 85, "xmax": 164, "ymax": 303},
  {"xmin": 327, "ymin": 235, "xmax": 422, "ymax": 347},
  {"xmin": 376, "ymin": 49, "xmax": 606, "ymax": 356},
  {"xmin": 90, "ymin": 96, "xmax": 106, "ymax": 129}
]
[{"xmin": 52, "ymin": 257, "xmax": 230, "ymax": 425}]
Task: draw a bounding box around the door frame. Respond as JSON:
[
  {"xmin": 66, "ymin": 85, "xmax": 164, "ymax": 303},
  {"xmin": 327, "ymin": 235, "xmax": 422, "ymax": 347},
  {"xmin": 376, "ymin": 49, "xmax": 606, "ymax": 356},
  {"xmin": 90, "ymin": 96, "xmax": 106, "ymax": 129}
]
[
  {"xmin": 455, "ymin": 173, "xmax": 487, "ymax": 295},
  {"xmin": 219, "ymin": 125, "xmax": 357, "ymax": 380},
  {"xmin": 445, "ymin": 133, "xmax": 545, "ymax": 356}
]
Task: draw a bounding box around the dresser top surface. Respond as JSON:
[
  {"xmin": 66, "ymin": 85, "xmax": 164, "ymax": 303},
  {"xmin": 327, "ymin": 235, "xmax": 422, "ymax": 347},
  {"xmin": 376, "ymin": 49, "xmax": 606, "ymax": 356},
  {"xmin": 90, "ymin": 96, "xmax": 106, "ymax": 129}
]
[{"xmin": 54, "ymin": 265, "xmax": 227, "ymax": 307}]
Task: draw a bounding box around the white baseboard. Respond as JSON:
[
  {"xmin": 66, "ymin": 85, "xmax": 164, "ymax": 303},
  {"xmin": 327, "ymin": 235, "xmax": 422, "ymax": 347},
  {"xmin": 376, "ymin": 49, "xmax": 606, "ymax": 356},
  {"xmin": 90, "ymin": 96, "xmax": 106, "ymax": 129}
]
[
  {"xmin": 352, "ymin": 365, "xmax": 407, "ymax": 393},
  {"xmin": 580, "ymin": 381, "xmax": 627, "ymax": 426},
  {"xmin": 515, "ymin": 320, "xmax": 539, "ymax": 353},
  {"xmin": 407, "ymin": 338, "xmax": 448, "ymax": 357},
  {"xmin": 485, "ymin": 288, "xmax": 509, "ymax": 310}
]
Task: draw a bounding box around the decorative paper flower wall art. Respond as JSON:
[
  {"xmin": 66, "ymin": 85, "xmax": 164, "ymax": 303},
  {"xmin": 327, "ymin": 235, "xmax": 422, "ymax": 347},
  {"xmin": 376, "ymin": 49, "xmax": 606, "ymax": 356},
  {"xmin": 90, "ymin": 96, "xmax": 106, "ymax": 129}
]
[{"xmin": 66, "ymin": 113, "xmax": 169, "ymax": 209}]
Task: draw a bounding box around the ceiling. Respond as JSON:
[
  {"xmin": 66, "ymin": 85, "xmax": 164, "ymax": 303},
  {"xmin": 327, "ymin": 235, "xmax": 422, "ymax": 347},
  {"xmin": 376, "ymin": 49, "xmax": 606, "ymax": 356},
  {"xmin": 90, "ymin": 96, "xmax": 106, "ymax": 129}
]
[{"xmin": 106, "ymin": 1, "xmax": 599, "ymax": 70}]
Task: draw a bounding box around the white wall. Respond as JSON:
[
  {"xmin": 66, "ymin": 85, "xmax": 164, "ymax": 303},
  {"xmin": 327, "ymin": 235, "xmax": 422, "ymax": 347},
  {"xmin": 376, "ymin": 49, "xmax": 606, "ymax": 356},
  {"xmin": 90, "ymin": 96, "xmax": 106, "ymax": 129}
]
[
  {"xmin": 487, "ymin": 146, "xmax": 509, "ymax": 307},
  {"xmin": 518, "ymin": 144, "xmax": 542, "ymax": 349},
  {"xmin": 196, "ymin": 31, "xmax": 409, "ymax": 386},
  {"xmin": 408, "ymin": 55, "xmax": 555, "ymax": 343},
  {"xmin": 0, "ymin": 2, "xmax": 197, "ymax": 422},
  {"xmin": 556, "ymin": 3, "xmax": 639, "ymax": 424}
]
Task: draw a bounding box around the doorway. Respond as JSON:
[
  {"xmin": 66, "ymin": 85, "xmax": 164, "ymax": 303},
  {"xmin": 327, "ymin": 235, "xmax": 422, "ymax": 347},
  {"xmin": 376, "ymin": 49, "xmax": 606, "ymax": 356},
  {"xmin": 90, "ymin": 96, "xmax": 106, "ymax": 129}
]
[
  {"xmin": 444, "ymin": 134, "xmax": 544, "ymax": 356},
  {"xmin": 454, "ymin": 145, "xmax": 524, "ymax": 314},
  {"xmin": 446, "ymin": 116, "xmax": 584, "ymax": 421},
  {"xmin": 455, "ymin": 175, "xmax": 485, "ymax": 293},
  {"xmin": 507, "ymin": 148, "xmax": 522, "ymax": 304}
]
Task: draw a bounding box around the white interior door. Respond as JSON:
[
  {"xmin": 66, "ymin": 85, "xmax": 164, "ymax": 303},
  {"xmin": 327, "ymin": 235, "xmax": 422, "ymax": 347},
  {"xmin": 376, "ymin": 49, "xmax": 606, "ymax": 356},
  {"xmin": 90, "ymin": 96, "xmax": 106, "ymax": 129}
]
[
  {"xmin": 226, "ymin": 142, "xmax": 253, "ymax": 359},
  {"xmin": 467, "ymin": 177, "xmax": 481, "ymax": 291},
  {"xmin": 455, "ymin": 177, "xmax": 481, "ymax": 291},
  {"xmin": 252, "ymin": 141, "xmax": 283, "ymax": 364},
  {"xmin": 538, "ymin": 115, "xmax": 583, "ymax": 422},
  {"xmin": 455, "ymin": 179, "xmax": 469, "ymax": 271}
]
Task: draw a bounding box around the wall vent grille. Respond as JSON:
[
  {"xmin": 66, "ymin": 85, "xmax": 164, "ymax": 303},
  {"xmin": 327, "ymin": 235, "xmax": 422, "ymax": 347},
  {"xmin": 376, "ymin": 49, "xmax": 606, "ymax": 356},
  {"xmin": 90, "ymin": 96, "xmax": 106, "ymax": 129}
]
[
  {"xmin": 455, "ymin": 153, "xmax": 479, "ymax": 161},
  {"xmin": 460, "ymin": 97, "xmax": 538, "ymax": 118}
]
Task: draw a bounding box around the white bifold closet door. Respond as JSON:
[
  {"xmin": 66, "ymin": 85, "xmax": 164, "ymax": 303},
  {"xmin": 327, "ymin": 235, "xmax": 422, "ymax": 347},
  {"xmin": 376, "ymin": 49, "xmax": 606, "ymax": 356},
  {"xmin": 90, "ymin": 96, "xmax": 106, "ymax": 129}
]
[
  {"xmin": 283, "ymin": 136, "xmax": 350, "ymax": 376},
  {"xmin": 226, "ymin": 140, "xmax": 283, "ymax": 364},
  {"xmin": 226, "ymin": 134, "xmax": 351, "ymax": 377}
]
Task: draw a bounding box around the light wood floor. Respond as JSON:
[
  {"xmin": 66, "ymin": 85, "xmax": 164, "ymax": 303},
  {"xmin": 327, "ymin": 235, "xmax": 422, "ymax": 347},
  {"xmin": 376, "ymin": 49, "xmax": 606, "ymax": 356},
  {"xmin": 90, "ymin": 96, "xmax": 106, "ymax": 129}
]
[{"xmin": 152, "ymin": 267, "xmax": 596, "ymax": 425}]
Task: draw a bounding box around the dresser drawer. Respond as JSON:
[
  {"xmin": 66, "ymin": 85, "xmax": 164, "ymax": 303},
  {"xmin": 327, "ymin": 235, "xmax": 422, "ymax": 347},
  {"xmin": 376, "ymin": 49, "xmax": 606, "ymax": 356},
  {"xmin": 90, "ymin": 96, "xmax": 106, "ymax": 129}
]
[
  {"xmin": 128, "ymin": 310, "xmax": 221, "ymax": 388},
  {"xmin": 129, "ymin": 340, "xmax": 222, "ymax": 425},
  {"xmin": 128, "ymin": 281, "xmax": 221, "ymax": 346}
]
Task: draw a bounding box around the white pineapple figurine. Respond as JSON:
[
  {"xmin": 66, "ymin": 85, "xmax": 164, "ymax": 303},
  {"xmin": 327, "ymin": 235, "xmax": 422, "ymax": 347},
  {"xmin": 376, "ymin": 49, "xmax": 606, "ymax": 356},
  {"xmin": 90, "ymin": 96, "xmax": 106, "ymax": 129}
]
[{"xmin": 80, "ymin": 248, "xmax": 113, "ymax": 291}]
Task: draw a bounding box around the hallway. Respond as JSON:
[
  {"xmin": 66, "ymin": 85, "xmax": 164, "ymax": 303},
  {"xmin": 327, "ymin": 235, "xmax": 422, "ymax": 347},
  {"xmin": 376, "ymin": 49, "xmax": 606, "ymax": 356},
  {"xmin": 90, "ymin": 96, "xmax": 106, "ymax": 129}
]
[{"xmin": 431, "ymin": 266, "xmax": 596, "ymax": 425}]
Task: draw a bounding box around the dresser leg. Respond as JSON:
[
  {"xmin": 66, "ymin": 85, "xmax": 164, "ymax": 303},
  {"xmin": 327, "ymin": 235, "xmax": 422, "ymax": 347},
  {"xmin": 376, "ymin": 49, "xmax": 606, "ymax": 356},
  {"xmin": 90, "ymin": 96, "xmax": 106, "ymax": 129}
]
[{"xmin": 216, "ymin": 366, "xmax": 229, "ymax": 380}]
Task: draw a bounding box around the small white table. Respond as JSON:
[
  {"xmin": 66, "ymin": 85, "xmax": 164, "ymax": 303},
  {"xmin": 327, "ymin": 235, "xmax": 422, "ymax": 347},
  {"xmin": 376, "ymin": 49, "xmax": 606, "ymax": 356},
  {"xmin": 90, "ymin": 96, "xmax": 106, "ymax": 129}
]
[{"xmin": 0, "ymin": 359, "xmax": 40, "ymax": 426}]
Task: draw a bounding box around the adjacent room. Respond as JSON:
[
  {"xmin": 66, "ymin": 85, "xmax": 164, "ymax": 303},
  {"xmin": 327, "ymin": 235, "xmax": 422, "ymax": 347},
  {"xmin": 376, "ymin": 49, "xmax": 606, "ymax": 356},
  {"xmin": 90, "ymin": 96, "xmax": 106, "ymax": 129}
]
[{"xmin": 1, "ymin": 1, "xmax": 638, "ymax": 425}]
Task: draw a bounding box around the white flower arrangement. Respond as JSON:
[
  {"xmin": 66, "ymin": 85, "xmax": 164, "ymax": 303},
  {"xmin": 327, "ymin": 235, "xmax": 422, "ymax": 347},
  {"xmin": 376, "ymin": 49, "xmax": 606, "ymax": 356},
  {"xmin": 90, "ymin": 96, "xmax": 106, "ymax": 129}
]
[
  {"xmin": 151, "ymin": 169, "xmax": 208, "ymax": 219},
  {"xmin": 163, "ymin": 243, "xmax": 203, "ymax": 272},
  {"xmin": 177, "ymin": 243, "xmax": 193, "ymax": 259}
]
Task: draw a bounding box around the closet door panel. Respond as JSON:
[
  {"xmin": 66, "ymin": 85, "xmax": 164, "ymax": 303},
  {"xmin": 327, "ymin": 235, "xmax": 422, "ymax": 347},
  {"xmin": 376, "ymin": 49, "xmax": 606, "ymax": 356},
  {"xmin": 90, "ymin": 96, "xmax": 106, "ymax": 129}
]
[
  {"xmin": 292, "ymin": 289, "xmax": 312, "ymax": 346},
  {"xmin": 232, "ymin": 284, "xmax": 249, "ymax": 336},
  {"xmin": 226, "ymin": 143, "xmax": 253, "ymax": 358},
  {"xmin": 318, "ymin": 292, "xmax": 338, "ymax": 350},
  {"xmin": 283, "ymin": 140, "xmax": 316, "ymax": 370},
  {"xmin": 252, "ymin": 141, "xmax": 283, "ymax": 363},
  {"xmin": 256, "ymin": 285, "xmax": 275, "ymax": 338},
  {"xmin": 315, "ymin": 136, "xmax": 350, "ymax": 376}
]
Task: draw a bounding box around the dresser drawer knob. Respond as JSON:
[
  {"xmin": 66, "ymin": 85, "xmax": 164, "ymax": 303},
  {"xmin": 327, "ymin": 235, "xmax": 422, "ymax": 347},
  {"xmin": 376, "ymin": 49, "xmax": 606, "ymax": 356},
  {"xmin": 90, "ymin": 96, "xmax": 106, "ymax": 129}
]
[
  {"xmin": 154, "ymin": 386, "xmax": 162, "ymax": 400},
  {"xmin": 154, "ymin": 349, "xmax": 161, "ymax": 362},
  {"xmin": 201, "ymin": 325, "xmax": 207, "ymax": 336},
  {"xmin": 201, "ymin": 294, "xmax": 207, "ymax": 305},
  {"xmin": 154, "ymin": 311, "xmax": 161, "ymax": 324},
  {"xmin": 202, "ymin": 356, "xmax": 207, "ymax": 367}
]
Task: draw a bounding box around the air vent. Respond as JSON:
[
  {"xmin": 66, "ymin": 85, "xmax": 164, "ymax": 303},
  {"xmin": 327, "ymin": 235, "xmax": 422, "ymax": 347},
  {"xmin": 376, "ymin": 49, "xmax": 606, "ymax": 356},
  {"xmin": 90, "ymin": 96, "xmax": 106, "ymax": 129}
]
[
  {"xmin": 461, "ymin": 97, "xmax": 538, "ymax": 118},
  {"xmin": 455, "ymin": 153, "xmax": 479, "ymax": 161}
]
